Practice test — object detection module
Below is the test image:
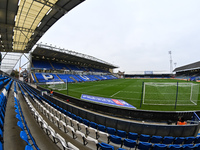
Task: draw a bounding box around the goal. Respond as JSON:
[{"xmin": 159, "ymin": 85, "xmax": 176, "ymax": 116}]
[
  {"xmin": 46, "ymin": 79, "xmax": 68, "ymax": 91},
  {"xmin": 142, "ymin": 82, "xmax": 199, "ymax": 105}
]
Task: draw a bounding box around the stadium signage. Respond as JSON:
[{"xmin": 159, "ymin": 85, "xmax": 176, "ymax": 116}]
[{"xmin": 81, "ymin": 94, "xmax": 136, "ymax": 109}]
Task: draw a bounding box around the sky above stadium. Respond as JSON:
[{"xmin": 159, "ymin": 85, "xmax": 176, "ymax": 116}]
[{"xmin": 38, "ymin": 0, "xmax": 200, "ymax": 74}]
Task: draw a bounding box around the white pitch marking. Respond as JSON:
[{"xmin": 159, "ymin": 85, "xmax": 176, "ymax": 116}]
[{"xmin": 111, "ymin": 91, "xmax": 121, "ymax": 97}]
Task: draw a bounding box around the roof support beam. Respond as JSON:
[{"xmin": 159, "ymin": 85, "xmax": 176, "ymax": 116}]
[
  {"xmin": 0, "ymin": 23, "xmax": 44, "ymax": 35},
  {"xmin": 33, "ymin": 0, "xmax": 68, "ymax": 14}
]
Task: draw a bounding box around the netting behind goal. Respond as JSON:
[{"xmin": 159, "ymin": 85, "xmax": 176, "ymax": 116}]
[
  {"xmin": 143, "ymin": 82, "xmax": 199, "ymax": 105},
  {"xmin": 45, "ymin": 79, "xmax": 67, "ymax": 91}
]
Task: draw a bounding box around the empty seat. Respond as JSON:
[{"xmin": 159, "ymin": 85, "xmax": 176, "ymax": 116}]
[
  {"xmin": 117, "ymin": 130, "xmax": 127, "ymax": 139},
  {"xmin": 65, "ymin": 125, "xmax": 75, "ymax": 138},
  {"xmin": 78, "ymin": 123, "xmax": 88, "ymax": 134},
  {"xmin": 90, "ymin": 121, "xmax": 97, "ymax": 129},
  {"xmin": 71, "ymin": 119, "xmax": 79, "ymax": 130},
  {"xmin": 122, "ymin": 138, "xmax": 136, "ymax": 150},
  {"xmin": 182, "ymin": 144, "xmax": 195, "ymax": 150},
  {"xmin": 74, "ymin": 130, "xmax": 85, "ymax": 144},
  {"xmin": 168, "ymin": 144, "xmax": 181, "ymax": 150},
  {"xmin": 98, "ymin": 124, "xmax": 106, "ymax": 132},
  {"xmin": 106, "ymin": 127, "xmax": 116, "ymax": 135},
  {"xmin": 152, "ymin": 144, "xmax": 167, "ymax": 150},
  {"xmin": 138, "ymin": 142, "xmax": 152, "ymax": 150},
  {"xmin": 173, "ymin": 137, "xmax": 185, "ymax": 145},
  {"xmin": 20, "ymin": 131, "xmax": 30, "ymax": 145},
  {"xmin": 98, "ymin": 142, "xmax": 115, "ymax": 150},
  {"xmin": 162, "ymin": 136, "xmax": 175, "ymax": 145},
  {"xmin": 87, "ymin": 127, "xmax": 98, "ymax": 139},
  {"xmin": 150, "ymin": 135, "xmax": 163, "ymax": 144},
  {"xmin": 184, "ymin": 137, "xmax": 195, "ymax": 144},
  {"xmin": 97, "ymin": 131, "xmax": 109, "ymax": 143},
  {"xmin": 108, "ymin": 135, "xmax": 122, "ymax": 148},
  {"xmin": 55, "ymin": 133, "xmax": 68, "ymax": 149},
  {"xmin": 128, "ymin": 132, "xmax": 138, "ymax": 141},
  {"xmin": 139, "ymin": 134, "xmax": 151, "ymax": 142},
  {"xmin": 84, "ymin": 136, "xmax": 98, "ymax": 150},
  {"xmin": 25, "ymin": 145, "xmax": 34, "ymax": 150}
]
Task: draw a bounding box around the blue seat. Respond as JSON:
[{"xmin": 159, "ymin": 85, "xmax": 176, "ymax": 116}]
[
  {"xmin": 184, "ymin": 137, "xmax": 195, "ymax": 144},
  {"xmin": 107, "ymin": 127, "xmax": 116, "ymax": 135},
  {"xmin": 25, "ymin": 145, "xmax": 34, "ymax": 150},
  {"xmin": 117, "ymin": 130, "xmax": 127, "ymax": 138},
  {"xmin": 90, "ymin": 122, "xmax": 97, "ymax": 129},
  {"xmin": 128, "ymin": 132, "xmax": 138, "ymax": 140},
  {"xmin": 151, "ymin": 135, "xmax": 163, "ymax": 144},
  {"xmin": 122, "ymin": 138, "xmax": 136, "ymax": 149},
  {"xmin": 195, "ymin": 136, "xmax": 200, "ymax": 144},
  {"xmin": 139, "ymin": 134, "xmax": 151, "ymax": 142},
  {"xmin": 76, "ymin": 116, "xmax": 82, "ymax": 123},
  {"xmin": 99, "ymin": 142, "xmax": 114, "ymax": 150},
  {"xmin": 98, "ymin": 124, "xmax": 106, "ymax": 132},
  {"xmin": 168, "ymin": 144, "xmax": 182, "ymax": 150},
  {"xmin": 117, "ymin": 148, "xmax": 126, "ymax": 150},
  {"xmin": 16, "ymin": 114, "xmax": 21, "ymax": 121},
  {"xmin": 0, "ymin": 141, "xmax": 3, "ymax": 150},
  {"xmin": 194, "ymin": 143, "xmax": 200, "ymax": 150},
  {"xmin": 152, "ymin": 144, "xmax": 167, "ymax": 150},
  {"xmin": 109, "ymin": 135, "xmax": 122, "ymax": 147},
  {"xmin": 182, "ymin": 144, "xmax": 195, "ymax": 150},
  {"xmin": 174, "ymin": 137, "xmax": 185, "ymax": 144},
  {"xmin": 138, "ymin": 142, "xmax": 152, "ymax": 150},
  {"xmin": 17, "ymin": 121, "xmax": 24, "ymax": 131},
  {"xmin": 20, "ymin": 131, "xmax": 30, "ymax": 145},
  {"xmin": 83, "ymin": 119, "xmax": 90, "ymax": 126},
  {"xmin": 162, "ymin": 136, "xmax": 175, "ymax": 144}
]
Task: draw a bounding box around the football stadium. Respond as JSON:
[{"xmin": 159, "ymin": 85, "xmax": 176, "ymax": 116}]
[{"xmin": 0, "ymin": 0, "xmax": 200, "ymax": 150}]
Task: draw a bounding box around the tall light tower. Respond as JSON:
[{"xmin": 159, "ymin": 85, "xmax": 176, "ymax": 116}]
[{"xmin": 168, "ymin": 51, "xmax": 173, "ymax": 73}]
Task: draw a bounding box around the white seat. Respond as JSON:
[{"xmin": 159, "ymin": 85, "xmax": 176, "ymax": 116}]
[
  {"xmin": 87, "ymin": 127, "xmax": 97, "ymax": 139},
  {"xmin": 65, "ymin": 116, "xmax": 72, "ymax": 125},
  {"xmin": 54, "ymin": 116, "xmax": 60, "ymax": 127},
  {"xmin": 84, "ymin": 136, "xmax": 98, "ymax": 150},
  {"xmin": 74, "ymin": 130, "xmax": 85, "ymax": 144},
  {"xmin": 65, "ymin": 125, "xmax": 75, "ymax": 138},
  {"xmin": 71, "ymin": 119, "xmax": 79, "ymax": 130},
  {"xmin": 97, "ymin": 131, "xmax": 109, "ymax": 143},
  {"xmin": 68, "ymin": 142, "xmax": 79, "ymax": 150},
  {"xmin": 55, "ymin": 133, "xmax": 68, "ymax": 149},
  {"xmin": 78, "ymin": 123, "xmax": 88, "ymax": 135},
  {"xmin": 46, "ymin": 125, "xmax": 56, "ymax": 142},
  {"xmin": 57, "ymin": 111, "xmax": 62, "ymax": 120},
  {"xmin": 60, "ymin": 113, "xmax": 66, "ymax": 121},
  {"xmin": 58, "ymin": 120, "xmax": 67, "ymax": 132}
]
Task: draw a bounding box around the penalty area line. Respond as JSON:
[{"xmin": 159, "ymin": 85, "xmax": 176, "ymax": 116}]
[{"xmin": 111, "ymin": 91, "xmax": 121, "ymax": 97}]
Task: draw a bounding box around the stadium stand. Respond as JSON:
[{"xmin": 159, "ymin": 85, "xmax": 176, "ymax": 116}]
[{"xmin": 0, "ymin": 76, "xmax": 200, "ymax": 150}]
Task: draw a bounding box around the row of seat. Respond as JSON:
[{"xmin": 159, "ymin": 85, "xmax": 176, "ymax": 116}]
[
  {"xmin": 0, "ymin": 79, "xmax": 12, "ymax": 150},
  {"xmin": 14, "ymin": 82, "xmax": 38, "ymax": 150},
  {"xmin": 99, "ymin": 141, "xmax": 200, "ymax": 150},
  {"xmin": 18, "ymin": 82, "xmax": 79, "ymax": 150}
]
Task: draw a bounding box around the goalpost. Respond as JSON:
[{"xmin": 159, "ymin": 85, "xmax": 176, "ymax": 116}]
[
  {"xmin": 142, "ymin": 82, "xmax": 199, "ymax": 106},
  {"xmin": 46, "ymin": 79, "xmax": 68, "ymax": 91}
]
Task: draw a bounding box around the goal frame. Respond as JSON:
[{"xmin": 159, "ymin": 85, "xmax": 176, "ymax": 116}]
[{"xmin": 141, "ymin": 82, "xmax": 199, "ymax": 107}]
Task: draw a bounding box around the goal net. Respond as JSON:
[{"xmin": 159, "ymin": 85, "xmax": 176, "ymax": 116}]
[
  {"xmin": 142, "ymin": 82, "xmax": 199, "ymax": 105},
  {"xmin": 45, "ymin": 79, "xmax": 68, "ymax": 91}
]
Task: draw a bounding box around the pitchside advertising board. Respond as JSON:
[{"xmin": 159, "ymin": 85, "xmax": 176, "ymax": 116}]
[{"xmin": 81, "ymin": 94, "xmax": 136, "ymax": 109}]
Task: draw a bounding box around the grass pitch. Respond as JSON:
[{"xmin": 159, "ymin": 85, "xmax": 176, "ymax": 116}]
[{"xmin": 48, "ymin": 79, "xmax": 200, "ymax": 111}]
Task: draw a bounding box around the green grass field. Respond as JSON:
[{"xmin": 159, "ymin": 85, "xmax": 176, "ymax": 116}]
[{"xmin": 44, "ymin": 79, "xmax": 200, "ymax": 111}]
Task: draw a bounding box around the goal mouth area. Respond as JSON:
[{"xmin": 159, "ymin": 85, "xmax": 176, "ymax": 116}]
[{"xmin": 142, "ymin": 82, "xmax": 199, "ymax": 106}]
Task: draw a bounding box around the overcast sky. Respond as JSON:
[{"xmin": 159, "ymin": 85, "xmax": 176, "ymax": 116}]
[{"xmin": 37, "ymin": 0, "xmax": 200, "ymax": 73}]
